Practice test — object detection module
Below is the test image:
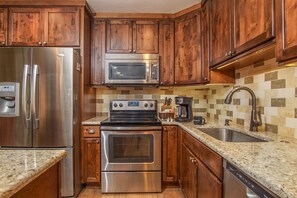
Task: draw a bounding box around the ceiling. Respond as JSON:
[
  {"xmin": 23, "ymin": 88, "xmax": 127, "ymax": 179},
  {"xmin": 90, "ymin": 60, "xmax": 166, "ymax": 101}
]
[{"xmin": 87, "ymin": 0, "xmax": 202, "ymax": 13}]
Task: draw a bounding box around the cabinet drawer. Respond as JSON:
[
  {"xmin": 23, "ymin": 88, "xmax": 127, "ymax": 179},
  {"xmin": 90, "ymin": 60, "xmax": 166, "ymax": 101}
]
[
  {"xmin": 82, "ymin": 126, "xmax": 100, "ymax": 138},
  {"xmin": 182, "ymin": 131, "xmax": 223, "ymax": 181}
]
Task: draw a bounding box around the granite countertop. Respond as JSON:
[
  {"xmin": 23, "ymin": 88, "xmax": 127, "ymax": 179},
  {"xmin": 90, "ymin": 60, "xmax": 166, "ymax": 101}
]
[
  {"xmin": 81, "ymin": 116, "xmax": 108, "ymax": 125},
  {"xmin": 83, "ymin": 116, "xmax": 297, "ymax": 197},
  {"xmin": 0, "ymin": 149, "xmax": 66, "ymax": 198}
]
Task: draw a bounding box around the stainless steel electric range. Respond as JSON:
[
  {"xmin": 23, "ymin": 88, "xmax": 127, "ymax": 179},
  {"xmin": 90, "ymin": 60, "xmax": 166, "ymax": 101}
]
[{"xmin": 100, "ymin": 100, "xmax": 162, "ymax": 193}]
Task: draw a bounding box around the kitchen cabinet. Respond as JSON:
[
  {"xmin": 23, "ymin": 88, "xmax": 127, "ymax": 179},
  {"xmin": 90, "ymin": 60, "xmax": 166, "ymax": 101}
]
[
  {"xmin": 8, "ymin": 7, "xmax": 79, "ymax": 46},
  {"xmin": 175, "ymin": 11, "xmax": 202, "ymax": 85},
  {"xmin": 201, "ymin": 1, "xmax": 210, "ymax": 83},
  {"xmin": 91, "ymin": 20, "xmax": 106, "ymax": 85},
  {"xmin": 81, "ymin": 126, "xmax": 100, "ymax": 184},
  {"xmin": 106, "ymin": 19, "xmax": 158, "ymax": 54},
  {"xmin": 159, "ymin": 20, "xmax": 175, "ymax": 86},
  {"xmin": 180, "ymin": 129, "xmax": 223, "ymax": 198},
  {"xmin": 0, "ymin": 8, "xmax": 8, "ymax": 46},
  {"xmin": 276, "ymin": 0, "xmax": 297, "ymax": 62},
  {"xmin": 162, "ymin": 126, "xmax": 178, "ymax": 183},
  {"xmin": 209, "ymin": 0, "xmax": 274, "ymax": 67}
]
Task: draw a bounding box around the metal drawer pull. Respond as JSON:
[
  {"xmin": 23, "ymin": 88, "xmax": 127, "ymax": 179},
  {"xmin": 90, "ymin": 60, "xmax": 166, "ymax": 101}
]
[{"xmin": 88, "ymin": 129, "xmax": 95, "ymax": 134}]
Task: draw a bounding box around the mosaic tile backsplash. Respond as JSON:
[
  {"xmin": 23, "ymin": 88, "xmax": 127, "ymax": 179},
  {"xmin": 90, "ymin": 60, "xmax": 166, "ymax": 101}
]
[{"xmin": 96, "ymin": 58, "xmax": 297, "ymax": 139}]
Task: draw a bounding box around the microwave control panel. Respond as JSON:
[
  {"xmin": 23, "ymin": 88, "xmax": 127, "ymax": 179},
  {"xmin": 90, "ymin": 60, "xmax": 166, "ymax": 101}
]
[{"xmin": 151, "ymin": 62, "xmax": 159, "ymax": 80}]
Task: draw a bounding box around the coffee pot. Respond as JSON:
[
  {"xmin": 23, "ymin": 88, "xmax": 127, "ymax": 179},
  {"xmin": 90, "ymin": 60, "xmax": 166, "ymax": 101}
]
[{"xmin": 175, "ymin": 97, "xmax": 193, "ymax": 122}]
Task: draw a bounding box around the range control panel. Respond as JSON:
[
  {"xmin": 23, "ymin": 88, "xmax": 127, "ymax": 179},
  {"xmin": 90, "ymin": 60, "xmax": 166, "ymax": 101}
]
[{"xmin": 111, "ymin": 100, "xmax": 157, "ymax": 111}]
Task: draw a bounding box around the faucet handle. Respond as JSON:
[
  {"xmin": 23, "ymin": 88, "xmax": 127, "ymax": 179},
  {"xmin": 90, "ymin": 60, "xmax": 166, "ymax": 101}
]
[
  {"xmin": 256, "ymin": 109, "xmax": 262, "ymax": 126},
  {"xmin": 225, "ymin": 119, "xmax": 232, "ymax": 126}
]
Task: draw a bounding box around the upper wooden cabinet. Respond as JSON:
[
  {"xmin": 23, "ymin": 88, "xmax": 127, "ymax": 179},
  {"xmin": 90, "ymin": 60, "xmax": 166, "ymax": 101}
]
[
  {"xmin": 43, "ymin": 8, "xmax": 80, "ymax": 46},
  {"xmin": 209, "ymin": 0, "xmax": 274, "ymax": 67},
  {"xmin": 0, "ymin": 8, "xmax": 8, "ymax": 46},
  {"xmin": 106, "ymin": 19, "xmax": 159, "ymax": 54},
  {"xmin": 276, "ymin": 0, "xmax": 297, "ymax": 62},
  {"xmin": 175, "ymin": 12, "xmax": 202, "ymax": 85},
  {"xmin": 233, "ymin": 0, "xmax": 274, "ymax": 54},
  {"xmin": 91, "ymin": 20, "xmax": 106, "ymax": 85},
  {"xmin": 8, "ymin": 7, "xmax": 79, "ymax": 46},
  {"xmin": 159, "ymin": 20, "xmax": 175, "ymax": 86}
]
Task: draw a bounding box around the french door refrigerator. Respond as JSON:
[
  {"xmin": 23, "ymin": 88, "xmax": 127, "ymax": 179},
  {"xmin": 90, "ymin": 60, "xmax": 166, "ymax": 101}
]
[{"xmin": 0, "ymin": 48, "xmax": 81, "ymax": 197}]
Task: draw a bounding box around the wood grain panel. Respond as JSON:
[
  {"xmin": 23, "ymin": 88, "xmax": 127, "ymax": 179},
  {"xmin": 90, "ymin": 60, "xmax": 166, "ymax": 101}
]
[
  {"xmin": 175, "ymin": 12, "xmax": 201, "ymax": 85},
  {"xmin": 0, "ymin": 8, "xmax": 8, "ymax": 46},
  {"xmin": 12, "ymin": 163, "xmax": 60, "ymax": 198},
  {"xmin": 233, "ymin": 0, "xmax": 274, "ymax": 54},
  {"xmin": 82, "ymin": 126, "xmax": 100, "ymax": 138},
  {"xmin": 181, "ymin": 144, "xmax": 197, "ymax": 198},
  {"xmin": 162, "ymin": 126, "xmax": 178, "ymax": 183},
  {"xmin": 276, "ymin": 0, "xmax": 297, "ymax": 61},
  {"xmin": 91, "ymin": 20, "xmax": 106, "ymax": 85},
  {"xmin": 159, "ymin": 20, "xmax": 175, "ymax": 85},
  {"xmin": 133, "ymin": 20, "xmax": 159, "ymax": 54},
  {"xmin": 182, "ymin": 131, "xmax": 223, "ymax": 181},
  {"xmin": 8, "ymin": 8, "xmax": 42, "ymax": 46},
  {"xmin": 106, "ymin": 20, "xmax": 133, "ymax": 53},
  {"xmin": 209, "ymin": 0, "xmax": 232, "ymax": 66},
  {"xmin": 201, "ymin": 1, "xmax": 210, "ymax": 83},
  {"xmin": 82, "ymin": 138, "xmax": 100, "ymax": 184},
  {"xmin": 44, "ymin": 7, "xmax": 80, "ymax": 46}
]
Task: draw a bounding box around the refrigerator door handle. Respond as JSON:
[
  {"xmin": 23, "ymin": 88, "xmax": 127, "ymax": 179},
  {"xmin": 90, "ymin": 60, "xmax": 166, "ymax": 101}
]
[
  {"xmin": 22, "ymin": 64, "xmax": 31, "ymax": 128},
  {"xmin": 32, "ymin": 64, "xmax": 40, "ymax": 130}
]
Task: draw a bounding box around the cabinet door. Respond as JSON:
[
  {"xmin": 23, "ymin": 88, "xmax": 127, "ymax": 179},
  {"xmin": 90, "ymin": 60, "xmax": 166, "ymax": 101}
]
[
  {"xmin": 159, "ymin": 21, "xmax": 175, "ymax": 85},
  {"xmin": 82, "ymin": 138, "xmax": 100, "ymax": 183},
  {"xmin": 162, "ymin": 126, "xmax": 178, "ymax": 182},
  {"xmin": 201, "ymin": 1, "xmax": 210, "ymax": 83},
  {"xmin": 175, "ymin": 12, "xmax": 201, "ymax": 85},
  {"xmin": 43, "ymin": 7, "xmax": 80, "ymax": 46},
  {"xmin": 209, "ymin": 0, "xmax": 232, "ymax": 66},
  {"xmin": 276, "ymin": 0, "xmax": 297, "ymax": 62},
  {"xmin": 181, "ymin": 144, "xmax": 197, "ymax": 198},
  {"xmin": 8, "ymin": 8, "xmax": 43, "ymax": 46},
  {"xmin": 106, "ymin": 20, "xmax": 133, "ymax": 53},
  {"xmin": 233, "ymin": 0, "xmax": 274, "ymax": 54},
  {"xmin": 133, "ymin": 20, "xmax": 159, "ymax": 54},
  {"xmin": 0, "ymin": 8, "xmax": 8, "ymax": 46},
  {"xmin": 197, "ymin": 159, "xmax": 222, "ymax": 198},
  {"xmin": 91, "ymin": 20, "xmax": 106, "ymax": 85}
]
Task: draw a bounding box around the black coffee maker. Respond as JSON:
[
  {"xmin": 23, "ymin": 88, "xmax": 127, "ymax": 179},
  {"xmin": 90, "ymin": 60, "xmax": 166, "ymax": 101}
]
[{"xmin": 175, "ymin": 97, "xmax": 193, "ymax": 122}]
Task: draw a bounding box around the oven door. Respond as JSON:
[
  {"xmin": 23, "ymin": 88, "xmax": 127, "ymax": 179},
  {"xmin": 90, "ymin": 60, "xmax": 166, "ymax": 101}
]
[{"xmin": 101, "ymin": 129, "xmax": 161, "ymax": 171}]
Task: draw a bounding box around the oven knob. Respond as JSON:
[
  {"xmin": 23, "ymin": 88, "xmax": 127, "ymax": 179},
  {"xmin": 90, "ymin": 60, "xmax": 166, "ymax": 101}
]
[
  {"xmin": 150, "ymin": 103, "xmax": 154, "ymax": 108},
  {"xmin": 144, "ymin": 103, "xmax": 148, "ymax": 108},
  {"xmin": 119, "ymin": 103, "xmax": 123, "ymax": 108},
  {"xmin": 113, "ymin": 103, "xmax": 118, "ymax": 108}
]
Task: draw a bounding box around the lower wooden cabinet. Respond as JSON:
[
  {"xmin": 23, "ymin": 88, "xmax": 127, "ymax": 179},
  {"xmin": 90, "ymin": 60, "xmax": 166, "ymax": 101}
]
[
  {"xmin": 81, "ymin": 126, "xmax": 100, "ymax": 184},
  {"xmin": 180, "ymin": 128, "xmax": 223, "ymax": 198},
  {"xmin": 162, "ymin": 126, "xmax": 178, "ymax": 183}
]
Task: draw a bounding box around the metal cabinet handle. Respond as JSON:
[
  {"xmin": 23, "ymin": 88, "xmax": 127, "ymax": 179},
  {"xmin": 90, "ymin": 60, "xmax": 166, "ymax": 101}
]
[
  {"xmin": 95, "ymin": 139, "xmax": 100, "ymax": 144},
  {"xmin": 88, "ymin": 129, "xmax": 95, "ymax": 134},
  {"xmin": 133, "ymin": 49, "xmax": 136, "ymax": 53},
  {"xmin": 129, "ymin": 49, "xmax": 132, "ymax": 53},
  {"xmin": 38, "ymin": 41, "xmax": 42, "ymax": 45},
  {"xmin": 1, "ymin": 41, "xmax": 5, "ymax": 46},
  {"xmin": 160, "ymin": 82, "xmax": 163, "ymax": 85},
  {"xmin": 42, "ymin": 42, "xmax": 47, "ymax": 46}
]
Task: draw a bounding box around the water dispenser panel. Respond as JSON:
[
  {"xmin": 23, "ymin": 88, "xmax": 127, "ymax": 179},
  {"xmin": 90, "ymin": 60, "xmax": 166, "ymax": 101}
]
[{"xmin": 0, "ymin": 82, "xmax": 20, "ymax": 117}]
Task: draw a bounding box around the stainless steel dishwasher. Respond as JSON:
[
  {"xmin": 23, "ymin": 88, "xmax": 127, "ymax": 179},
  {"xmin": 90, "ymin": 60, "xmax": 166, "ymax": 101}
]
[{"xmin": 223, "ymin": 160, "xmax": 278, "ymax": 198}]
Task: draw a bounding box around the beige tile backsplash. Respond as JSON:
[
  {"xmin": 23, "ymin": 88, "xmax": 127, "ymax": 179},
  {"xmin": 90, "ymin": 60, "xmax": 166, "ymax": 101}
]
[{"xmin": 95, "ymin": 58, "xmax": 297, "ymax": 139}]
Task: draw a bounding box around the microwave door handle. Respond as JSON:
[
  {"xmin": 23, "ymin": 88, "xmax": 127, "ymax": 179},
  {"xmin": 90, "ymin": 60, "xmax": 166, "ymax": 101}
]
[
  {"xmin": 147, "ymin": 61, "xmax": 151, "ymax": 82},
  {"xmin": 22, "ymin": 64, "xmax": 31, "ymax": 128}
]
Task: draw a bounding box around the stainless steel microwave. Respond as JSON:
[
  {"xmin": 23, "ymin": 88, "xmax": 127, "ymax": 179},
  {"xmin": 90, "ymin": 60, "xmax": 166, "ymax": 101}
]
[{"xmin": 104, "ymin": 54, "xmax": 159, "ymax": 85}]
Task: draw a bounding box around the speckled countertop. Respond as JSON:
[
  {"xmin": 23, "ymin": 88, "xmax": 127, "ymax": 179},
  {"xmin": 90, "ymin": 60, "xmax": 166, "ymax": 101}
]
[
  {"xmin": 81, "ymin": 116, "xmax": 108, "ymax": 125},
  {"xmin": 0, "ymin": 149, "xmax": 66, "ymax": 198},
  {"xmin": 83, "ymin": 116, "xmax": 297, "ymax": 198}
]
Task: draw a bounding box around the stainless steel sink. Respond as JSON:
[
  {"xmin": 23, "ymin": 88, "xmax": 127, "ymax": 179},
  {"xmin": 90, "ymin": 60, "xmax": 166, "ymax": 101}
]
[{"xmin": 198, "ymin": 128, "xmax": 267, "ymax": 142}]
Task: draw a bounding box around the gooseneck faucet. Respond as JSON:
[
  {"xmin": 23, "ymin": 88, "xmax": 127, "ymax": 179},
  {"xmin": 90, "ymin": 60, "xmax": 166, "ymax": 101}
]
[{"xmin": 224, "ymin": 86, "xmax": 262, "ymax": 132}]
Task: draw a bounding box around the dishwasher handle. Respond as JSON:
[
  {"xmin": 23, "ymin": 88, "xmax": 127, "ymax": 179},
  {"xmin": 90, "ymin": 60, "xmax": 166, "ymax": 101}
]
[{"xmin": 225, "ymin": 162, "xmax": 277, "ymax": 198}]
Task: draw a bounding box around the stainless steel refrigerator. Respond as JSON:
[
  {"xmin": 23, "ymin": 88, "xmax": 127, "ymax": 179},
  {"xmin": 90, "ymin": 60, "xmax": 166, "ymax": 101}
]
[{"xmin": 0, "ymin": 48, "xmax": 81, "ymax": 197}]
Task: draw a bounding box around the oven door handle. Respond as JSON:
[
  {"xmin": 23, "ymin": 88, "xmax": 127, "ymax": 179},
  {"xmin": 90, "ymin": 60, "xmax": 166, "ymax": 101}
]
[{"xmin": 100, "ymin": 126, "xmax": 162, "ymax": 131}]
